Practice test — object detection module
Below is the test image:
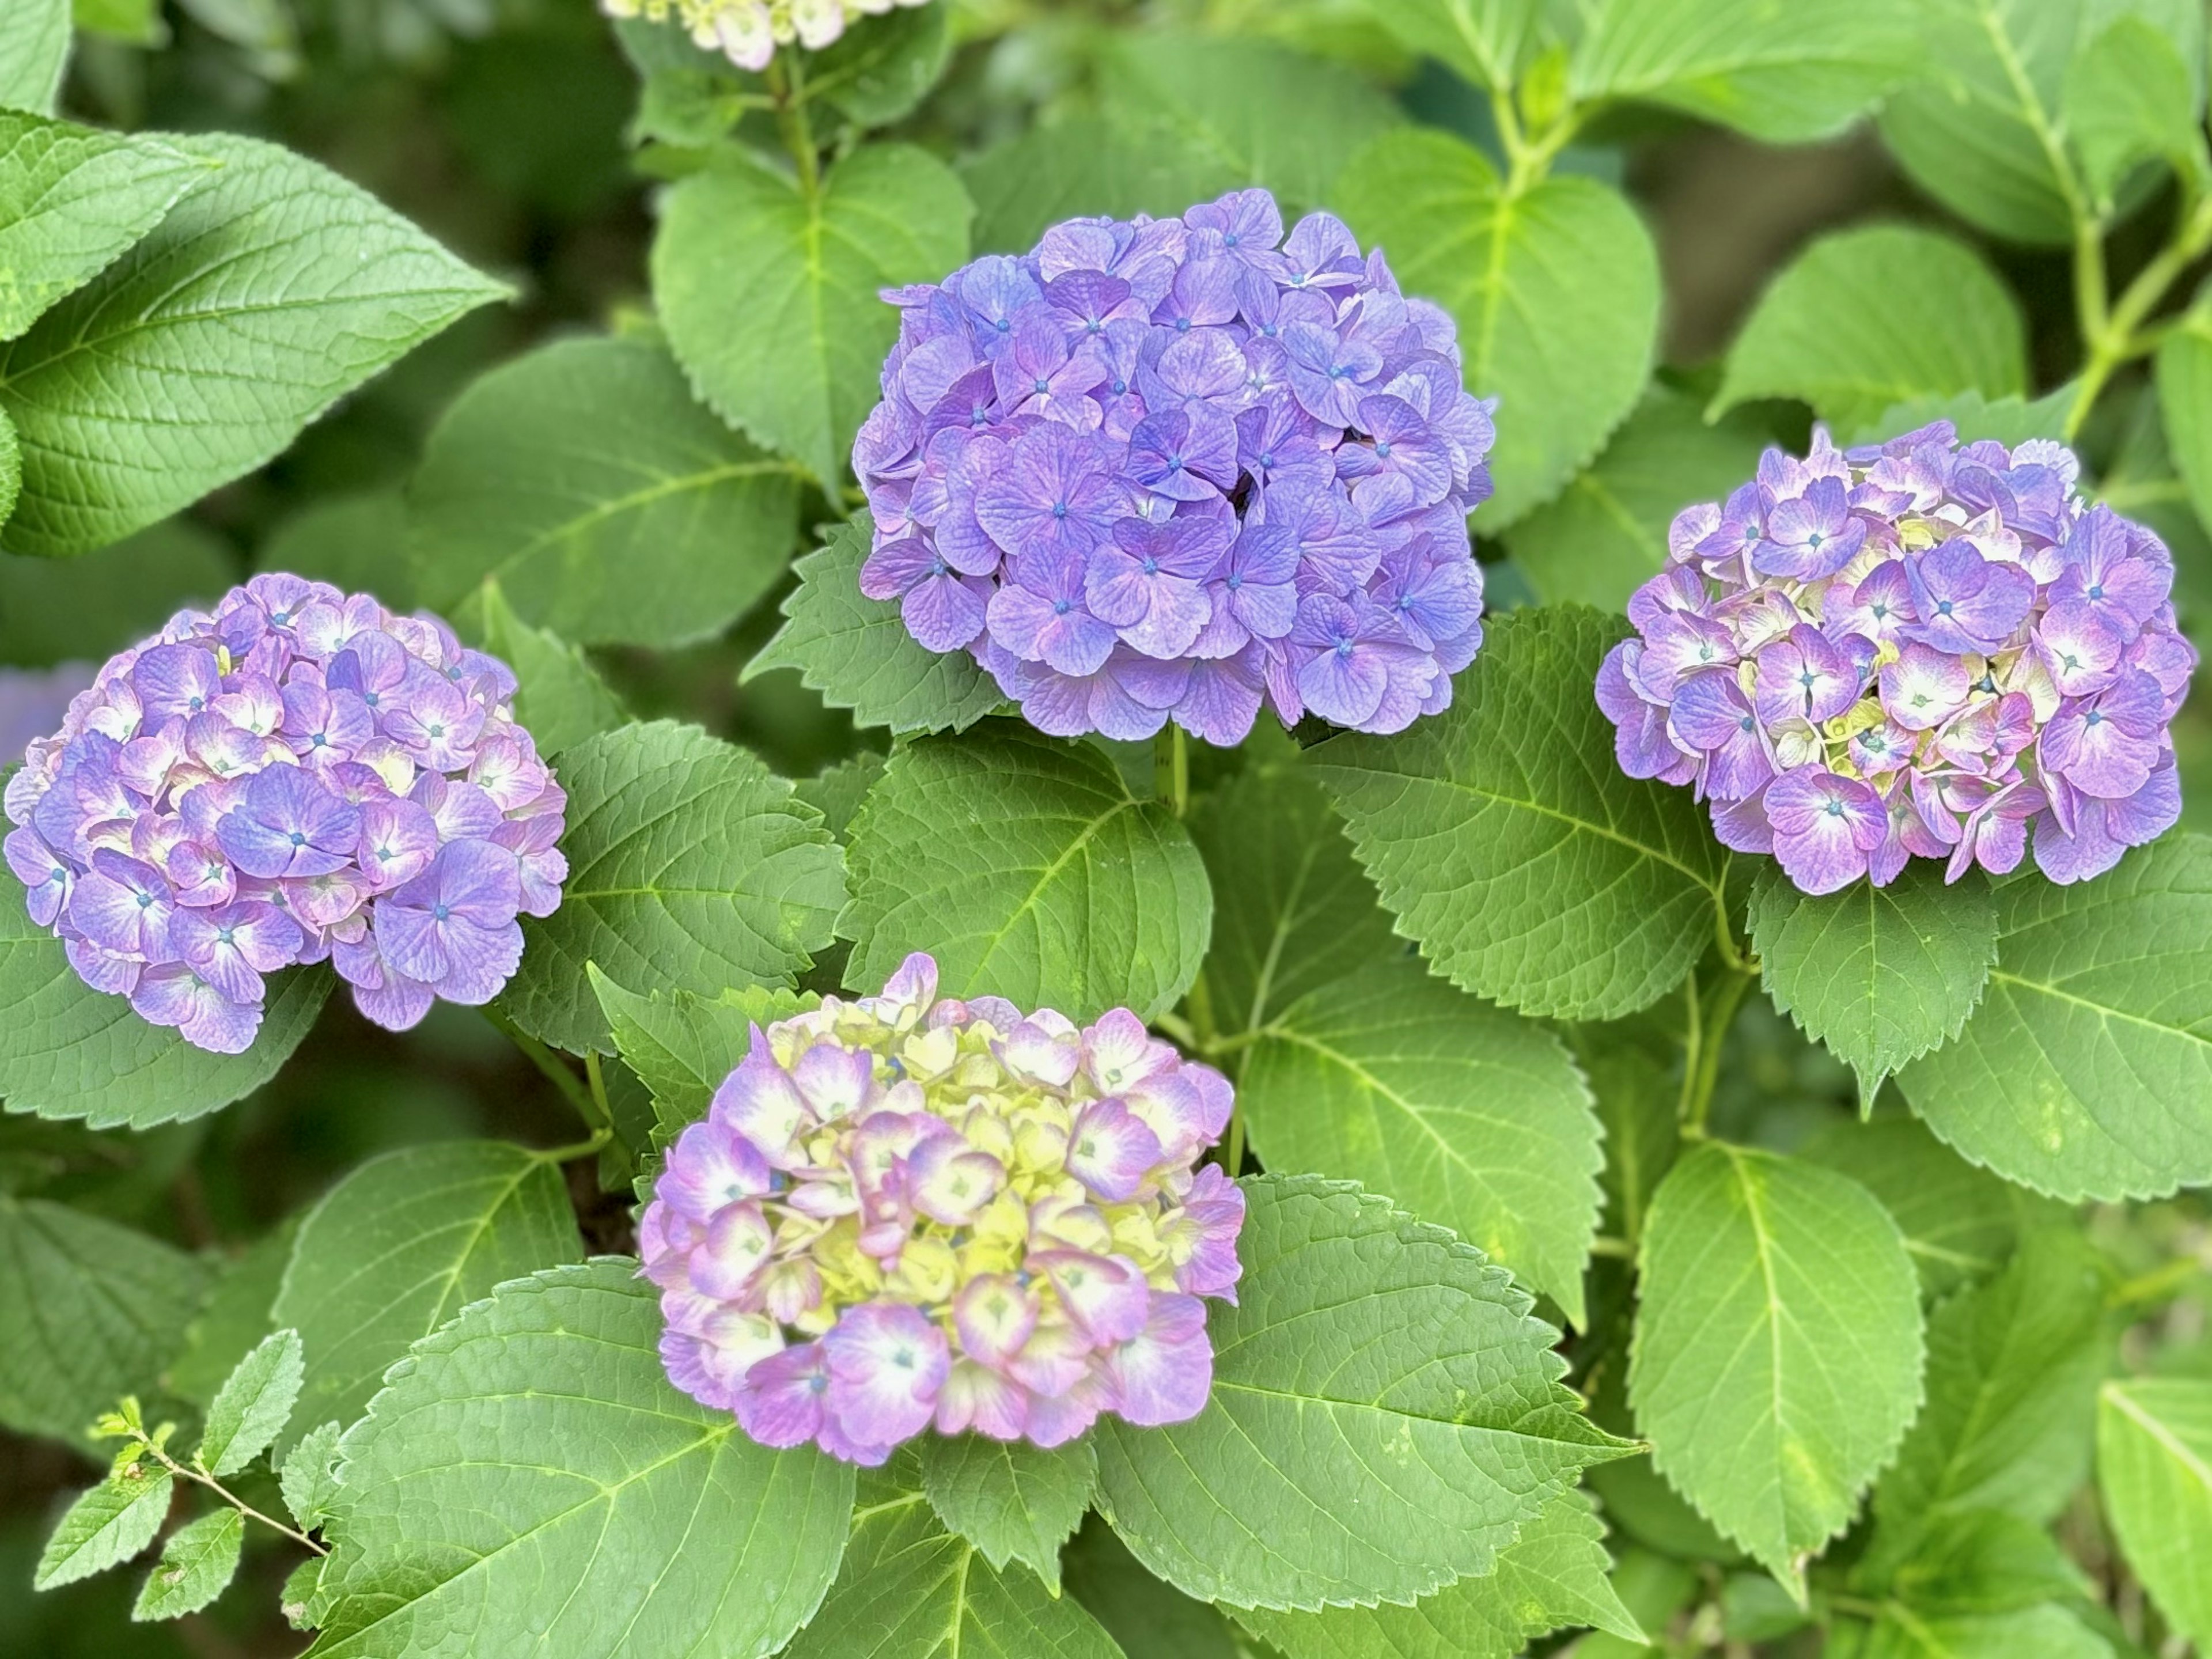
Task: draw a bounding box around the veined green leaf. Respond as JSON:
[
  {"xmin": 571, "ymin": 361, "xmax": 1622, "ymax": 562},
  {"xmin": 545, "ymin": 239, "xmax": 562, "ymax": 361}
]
[
  {"xmin": 132, "ymin": 1507, "xmax": 241, "ymax": 1622},
  {"xmin": 34, "ymin": 1467, "xmax": 174, "ymax": 1590},
  {"xmin": 919, "ymin": 1435, "xmax": 1097, "ymax": 1596},
  {"xmin": 2065, "ymin": 14, "xmax": 2207, "ymax": 207},
  {"xmin": 280, "ymin": 1420, "xmax": 343, "ymax": 1532},
  {"xmin": 2097, "ymin": 1377, "xmax": 2212, "ymax": 1648},
  {"xmin": 197, "ymin": 1327, "xmax": 304, "ymax": 1478},
  {"xmin": 1364, "ymin": 0, "xmax": 1548, "ymax": 91},
  {"xmin": 0, "ymin": 0, "xmax": 70, "ymax": 114}
]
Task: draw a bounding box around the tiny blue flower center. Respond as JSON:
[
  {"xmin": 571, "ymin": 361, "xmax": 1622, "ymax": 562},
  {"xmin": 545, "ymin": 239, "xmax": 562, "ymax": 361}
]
[
  {"xmin": 363, "ymin": 691, "xmax": 380, "ymax": 707},
  {"xmin": 1825, "ymin": 798, "xmax": 1846, "ymax": 817},
  {"xmin": 289, "ymin": 831, "xmax": 306, "ymax": 847},
  {"xmin": 1142, "ymin": 557, "xmax": 1159, "ymax": 575},
  {"xmin": 2088, "ymin": 584, "xmax": 2104, "ymax": 599},
  {"xmin": 433, "ymin": 902, "xmax": 452, "ymax": 921},
  {"xmin": 1224, "ymin": 232, "xmax": 1241, "ymax": 247},
  {"xmin": 217, "ymin": 926, "xmax": 236, "ymax": 944},
  {"xmin": 1051, "ymin": 502, "xmax": 1068, "ymax": 520},
  {"xmin": 1739, "ymin": 715, "xmax": 1756, "ymax": 733},
  {"xmin": 1806, "ymin": 532, "xmax": 1824, "ymax": 548},
  {"xmin": 1257, "ymin": 450, "xmax": 1274, "ymax": 468},
  {"xmin": 2086, "ymin": 709, "xmax": 2106, "ymax": 726},
  {"xmin": 135, "ymin": 891, "xmax": 153, "ymax": 910},
  {"xmin": 1175, "ymin": 317, "xmax": 1191, "ymax": 332},
  {"xmin": 1112, "ymin": 379, "xmax": 1127, "ymax": 395},
  {"xmin": 1936, "ymin": 599, "xmax": 1955, "ymax": 615},
  {"xmin": 1375, "ymin": 440, "xmax": 1393, "ymax": 459},
  {"xmin": 1799, "ymin": 671, "xmax": 1817, "ymax": 691},
  {"xmin": 1225, "ymin": 573, "xmax": 1243, "ymax": 590},
  {"xmin": 1335, "ymin": 637, "xmax": 1354, "ymax": 658},
  {"xmin": 310, "ymin": 732, "xmax": 328, "ymax": 747},
  {"xmin": 993, "ymin": 317, "xmax": 1010, "ymax": 332},
  {"xmin": 1054, "ymin": 599, "xmax": 1072, "ymax": 615}
]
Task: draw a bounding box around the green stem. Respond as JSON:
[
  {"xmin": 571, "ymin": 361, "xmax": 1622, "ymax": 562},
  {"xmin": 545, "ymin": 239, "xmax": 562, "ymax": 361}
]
[
  {"xmin": 483, "ymin": 1007, "xmax": 598, "ymax": 1125},
  {"xmin": 1154, "ymin": 726, "xmax": 1189, "ymax": 818},
  {"xmin": 2110, "ymin": 1255, "xmax": 2206, "ymax": 1309},
  {"xmin": 1675, "ymin": 968, "xmax": 1703, "ymax": 1134},
  {"xmin": 139, "ymin": 1441, "xmax": 327, "ymax": 1556},
  {"xmin": 1153, "ymin": 1009, "xmax": 1199, "ymax": 1048},
  {"xmin": 2065, "ymin": 193, "xmax": 2212, "ymax": 440},
  {"xmin": 584, "ymin": 1050, "xmax": 614, "ymax": 1135},
  {"xmin": 770, "ymin": 56, "xmax": 820, "ymax": 196},
  {"xmin": 1680, "ymin": 968, "xmax": 1754, "ymax": 1139},
  {"xmin": 1222, "ymin": 1108, "xmax": 1246, "ymax": 1179},
  {"xmin": 1589, "ymin": 1234, "xmax": 1634, "ymax": 1260}
]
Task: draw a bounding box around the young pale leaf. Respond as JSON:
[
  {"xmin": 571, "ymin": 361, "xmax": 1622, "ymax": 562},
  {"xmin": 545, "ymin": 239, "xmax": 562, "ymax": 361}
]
[
  {"xmin": 1094, "ymin": 1175, "xmax": 1634, "ymax": 1612},
  {"xmin": 499, "ymin": 719, "xmax": 844, "ymax": 1054},
  {"xmin": 1713, "ymin": 226, "xmax": 2027, "ymax": 431},
  {"xmin": 1237, "ymin": 1491, "xmax": 1643, "ymax": 1658},
  {"xmin": 743, "ymin": 516, "xmax": 1006, "ymax": 736},
  {"xmin": 1870, "ymin": 1229, "xmax": 2106, "ymax": 1548},
  {"xmin": 782, "ymin": 1478, "xmax": 1122, "ymax": 1659},
  {"xmin": 34, "ymin": 1468, "xmax": 175, "ymax": 1590},
  {"xmin": 1366, "ymin": 0, "xmax": 1547, "ymax": 91},
  {"xmin": 197, "ymin": 1327, "xmax": 304, "ymax": 1478},
  {"xmin": 1630, "ymin": 1145, "xmax": 1924, "ymax": 1595},
  {"xmin": 0, "ymin": 0, "xmax": 70, "ymax": 113},
  {"xmin": 1506, "ymin": 384, "xmax": 1771, "ymax": 612},
  {"xmin": 0, "ymin": 132, "xmax": 505, "ymax": 557},
  {"xmin": 1064, "ymin": 1518, "xmax": 1240, "ymax": 1658},
  {"xmin": 279, "ymin": 1419, "xmax": 343, "ymax": 1531},
  {"xmin": 1186, "ymin": 756, "xmax": 1396, "ymax": 1039},
  {"xmin": 271, "ymin": 1140, "xmax": 582, "ymax": 1450},
  {"xmin": 653, "ymin": 145, "xmax": 970, "ymax": 486},
  {"xmin": 0, "ymin": 1198, "xmax": 206, "ymax": 1446},
  {"xmin": 1749, "ymin": 862, "xmax": 1999, "ymax": 1108},
  {"xmin": 1897, "ymin": 834, "xmax": 2212, "ymax": 1201},
  {"xmin": 1568, "ymin": 0, "xmax": 1917, "ymax": 143},
  {"xmin": 839, "ymin": 725, "xmax": 1211, "ymax": 1025},
  {"xmin": 310, "ymin": 1261, "xmax": 855, "ymax": 1659},
  {"xmin": 1800, "ymin": 1117, "xmax": 2046, "ymax": 1300},
  {"xmin": 473, "ymin": 578, "xmax": 626, "ymax": 757},
  {"xmin": 1876, "ymin": 0, "xmax": 2084, "ymax": 246},
  {"xmin": 1854, "ymin": 1604, "xmax": 2113, "ymax": 1659},
  {"xmin": 1238, "ymin": 956, "xmax": 1603, "ymax": 1325},
  {"xmin": 2065, "ymin": 15, "xmax": 2206, "ymax": 206},
  {"xmin": 0, "ymin": 113, "xmax": 210, "ymax": 340},
  {"xmin": 410, "ymin": 335, "xmax": 800, "ymax": 649},
  {"xmin": 1331, "ymin": 128, "xmax": 1657, "ymax": 525},
  {"xmin": 1316, "ymin": 605, "xmax": 1726, "ymax": 1021},
  {"xmin": 919, "ymin": 1434, "xmax": 1097, "ymax": 1594},
  {"xmin": 132, "ymin": 1507, "xmax": 242, "ymax": 1622},
  {"xmin": 2097, "ymin": 1378, "xmax": 2212, "ymax": 1648}
]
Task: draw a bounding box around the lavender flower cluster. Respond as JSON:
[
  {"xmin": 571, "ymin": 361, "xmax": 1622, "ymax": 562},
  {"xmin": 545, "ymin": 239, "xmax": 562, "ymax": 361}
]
[
  {"xmin": 639, "ymin": 954, "xmax": 1245, "ymax": 1463},
  {"xmin": 854, "ymin": 187, "xmax": 1496, "ymax": 745},
  {"xmin": 600, "ymin": 0, "xmax": 929, "ymax": 73},
  {"xmin": 1599, "ymin": 423, "xmax": 2195, "ymax": 893},
  {"xmin": 2, "ymin": 577, "xmax": 567, "ymax": 1053}
]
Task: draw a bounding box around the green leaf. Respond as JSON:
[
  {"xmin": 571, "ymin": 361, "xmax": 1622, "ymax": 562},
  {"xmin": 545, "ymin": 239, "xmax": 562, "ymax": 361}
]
[
  {"xmin": 1849, "ymin": 386, "xmax": 2075, "ymax": 450},
  {"xmin": 1800, "ymin": 1116, "xmax": 2046, "ymax": 1300},
  {"xmin": 280, "ymin": 1419, "xmax": 343, "ymax": 1531},
  {"xmin": 1331, "ymin": 128, "xmax": 1658, "ymax": 525},
  {"xmin": 310, "ymin": 1261, "xmax": 855, "ymax": 1659},
  {"xmin": 271, "ymin": 1140, "xmax": 582, "ymax": 1448},
  {"xmin": 2065, "ymin": 14, "xmax": 2207, "ymax": 206},
  {"xmin": 1868, "ymin": 1506, "xmax": 2091, "ymax": 1616},
  {"xmin": 1897, "ymin": 834, "xmax": 2212, "ymax": 1201},
  {"xmin": 839, "ymin": 725, "xmax": 1211, "ymax": 1025},
  {"xmin": 796, "ymin": 751, "xmax": 887, "ymax": 842},
  {"xmin": 591, "ymin": 968, "xmax": 813, "ymax": 1141},
  {"xmin": 919, "ymin": 1435, "xmax": 1097, "ymax": 1595},
  {"xmin": 653, "ymin": 145, "xmax": 971, "ymax": 486},
  {"xmin": 410, "ymin": 335, "xmax": 801, "ymax": 649},
  {"xmin": 1713, "ymin": 226, "xmax": 2027, "ymax": 431},
  {"xmin": 1574, "ymin": 1010, "xmax": 1681, "ymax": 1252},
  {"xmin": 0, "ymin": 0, "xmax": 70, "ymax": 114},
  {"xmin": 1238, "ymin": 1491, "xmax": 1643, "ymax": 1658},
  {"xmin": 782, "ymin": 1475, "xmax": 1124, "ymax": 1659},
  {"xmin": 1185, "ymin": 756, "xmax": 1396, "ymax": 1039},
  {"xmin": 131, "ymin": 1507, "xmax": 241, "ymax": 1622},
  {"xmin": 743, "ymin": 516, "xmax": 1006, "ymax": 736},
  {"xmin": 0, "ymin": 132, "xmax": 505, "ymax": 558},
  {"xmin": 1063, "ymin": 1518, "xmax": 1240, "ymax": 1659},
  {"xmin": 1316, "ymin": 605, "xmax": 1726, "ymax": 1021},
  {"xmin": 499, "ymin": 719, "xmax": 845, "ymax": 1054},
  {"xmin": 1569, "ymin": 0, "xmax": 1916, "ymax": 142},
  {"xmin": 256, "ymin": 490, "xmax": 411, "ymax": 608},
  {"xmin": 1871, "ymin": 1229, "xmax": 2105, "ymax": 1552},
  {"xmin": 2097, "ymin": 1377, "xmax": 2212, "ymax": 1649},
  {"xmin": 0, "ymin": 401, "xmax": 17, "ymax": 532},
  {"xmin": 1876, "ymin": 0, "xmax": 2085, "ymax": 245},
  {"xmin": 474, "ymin": 578, "xmax": 626, "ymax": 757},
  {"xmin": 1749, "ymin": 862, "xmax": 1999, "ymax": 1108},
  {"xmin": 1630, "ymin": 1144, "xmax": 1925, "ymax": 1594},
  {"xmin": 197, "ymin": 1327, "xmax": 304, "ymax": 1478},
  {"xmin": 34, "ymin": 1468, "xmax": 174, "ymax": 1590},
  {"xmin": 1364, "ymin": 0, "xmax": 1547, "ymax": 91},
  {"xmin": 0, "ymin": 113, "xmax": 209, "ymax": 340},
  {"xmin": 1505, "ymin": 383, "xmax": 1771, "ymax": 612},
  {"xmin": 1855, "ymin": 1604, "xmax": 2113, "ymax": 1659},
  {"xmin": 2155, "ymin": 304, "xmax": 2212, "ymax": 535},
  {"xmin": 164, "ymin": 1217, "xmax": 297, "ymax": 1409},
  {"xmin": 0, "ymin": 869, "xmax": 331, "ymax": 1128},
  {"xmin": 1575, "ymin": 1550, "xmax": 1702, "ymax": 1659},
  {"xmin": 808, "ymin": 1, "xmax": 951, "ymax": 127},
  {"xmin": 961, "ymin": 117, "xmax": 1233, "ymax": 259},
  {"xmin": 1239, "ymin": 956, "xmax": 1603, "ymax": 1325},
  {"xmin": 1094, "ymin": 1175, "xmax": 1634, "ymax": 1612},
  {"xmin": 74, "ymin": 0, "xmax": 162, "ymax": 46},
  {"xmin": 0, "ymin": 1196, "xmax": 206, "ymax": 1445}
]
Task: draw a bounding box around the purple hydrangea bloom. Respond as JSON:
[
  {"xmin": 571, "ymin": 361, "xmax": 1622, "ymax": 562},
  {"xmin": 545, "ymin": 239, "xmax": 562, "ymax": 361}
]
[
  {"xmin": 2, "ymin": 577, "xmax": 567, "ymax": 1052},
  {"xmin": 1598, "ymin": 425, "xmax": 2196, "ymax": 893},
  {"xmin": 638, "ymin": 953, "xmax": 1245, "ymax": 1463},
  {"xmin": 854, "ymin": 188, "xmax": 1498, "ymax": 744}
]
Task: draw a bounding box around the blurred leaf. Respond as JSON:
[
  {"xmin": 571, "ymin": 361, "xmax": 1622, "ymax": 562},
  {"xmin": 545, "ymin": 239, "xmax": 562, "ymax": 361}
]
[
  {"xmin": 808, "ymin": 1, "xmax": 951, "ymax": 127},
  {"xmin": 1365, "ymin": 0, "xmax": 1548, "ymax": 92},
  {"xmin": 0, "ymin": 0, "xmax": 70, "ymax": 113},
  {"xmin": 164, "ymin": 1217, "xmax": 296, "ymax": 1411},
  {"xmin": 0, "ymin": 1197, "xmax": 206, "ymax": 1446},
  {"xmin": 272, "ymin": 1140, "xmax": 582, "ymax": 1449},
  {"xmin": 130, "ymin": 1508, "xmax": 240, "ymax": 1622},
  {"xmin": 743, "ymin": 517, "xmax": 1006, "ymax": 736},
  {"xmin": 1333, "ymin": 128, "xmax": 1657, "ymax": 525},
  {"xmin": 963, "ymin": 116, "xmax": 1232, "ymax": 258},
  {"xmin": 2065, "ymin": 14, "xmax": 2207, "ymax": 206},
  {"xmin": 1898, "ymin": 835, "xmax": 2212, "ymax": 1201},
  {"xmin": 2154, "ymin": 301, "xmax": 2212, "ymax": 547},
  {"xmin": 411, "ymin": 335, "xmax": 801, "ymax": 650},
  {"xmin": 2097, "ymin": 1377, "xmax": 2212, "ymax": 1648},
  {"xmin": 1855, "ymin": 1603, "xmax": 2113, "ymax": 1658},
  {"xmin": 653, "ymin": 145, "xmax": 971, "ymax": 487},
  {"xmin": 2101, "ymin": 386, "xmax": 2212, "ymax": 638},
  {"xmin": 501, "ymin": 721, "xmax": 844, "ymax": 1054},
  {"xmin": 1714, "ymin": 226, "xmax": 2027, "ymax": 431},
  {"xmin": 0, "ymin": 132, "xmax": 505, "ymax": 558},
  {"xmin": 34, "ymin": 1468, "xmax": 173, "ymax": 1590},
  {"xmin": 839, "ymin": 724, "xmax": 1211, "ymax": 1025},
  {"xmin": 310, "ymin": 1263, "xmax": 856, "ymax": 1659},
  {"xmin": 1064, "ymin": 1516, "xmax": 1241, "ymax": 1658},
  {"xmin": 1240, "ymin": 956, "xmax": 1603, "ymax": 1325},
  {"xmin": 71, "ymin": 0, "xmax": 161, "ymax": 46},
  {"xmin": 0, "ymin": 517, "xmax": 233, "ymax": 669},
  {"xmin": 1570, "ymin": 0, "xmax": 1917, "ymax": 142},
  {"xmin": 256, "ymin": 492, "xmax": 410, "ymax": 610},
  {"xmin": 1800, "ymin": 1116, "xmax": 2044, "ymax": 1300},
  {"xmin": 919, "ymin": 1434, "xmax": 1097, "ymax": 1594},
  {"xmin": 1850, "ymin": 386, "xmax": 2075, "ymax": 450},
  {"xmin": 1573, "ymin": 1008, "xmax": 1680, "ymax": 1250},
  {"xmin": 475, "ymin": 579, "xmax": 626, "ymax": 757}
]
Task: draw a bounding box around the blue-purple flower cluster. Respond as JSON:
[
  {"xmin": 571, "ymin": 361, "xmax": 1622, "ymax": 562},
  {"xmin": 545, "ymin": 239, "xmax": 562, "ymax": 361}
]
[
  {"xmin": 1599, "ymin": 424, "xmax": 2196, "ymax": 893},
  {"xmin": 854, "ymin": 187, "xmax": 1495, "ymax": 744},
  {"xmin": 3, "ymin": 577, "xmax": 567, "ymax": 1052}
]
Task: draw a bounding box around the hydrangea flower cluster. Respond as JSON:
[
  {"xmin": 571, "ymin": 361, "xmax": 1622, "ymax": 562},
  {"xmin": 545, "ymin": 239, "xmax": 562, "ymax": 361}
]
[
  {"xmin": 600, "ymin": 0, "xmax": 929, "ymax": 73},
  {"xmin": 854, "ymin": 187, "xmax": 1496, "ymax": 745},
  {"xmin": 639, "ymin": 954, "xmax": 1245, "ymax": 1463},
  {"xmin": 2, "ymin": 577, "xmax": 567, "ymax": 1053},
  {"xmin": 1598, "ymin": 423, "xmax": 2196, "ymax": 893}
]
